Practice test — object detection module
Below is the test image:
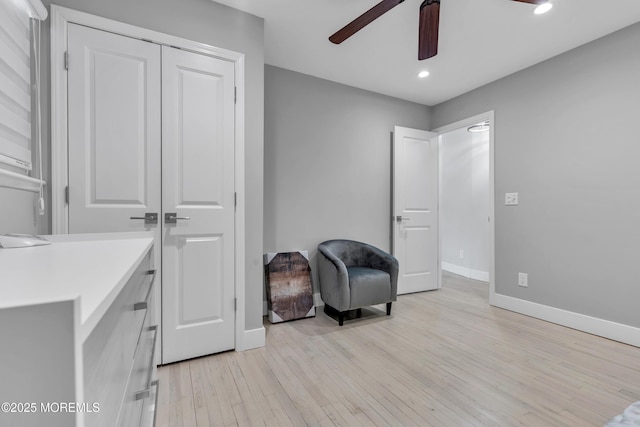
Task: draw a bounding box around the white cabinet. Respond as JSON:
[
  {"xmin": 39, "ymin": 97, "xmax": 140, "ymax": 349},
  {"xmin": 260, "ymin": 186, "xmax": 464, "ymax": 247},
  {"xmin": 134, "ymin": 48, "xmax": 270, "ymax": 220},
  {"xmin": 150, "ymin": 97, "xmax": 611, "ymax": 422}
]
[{"xmin": 0, "ymin": 233, "xmax": 158, "ymax": 427}]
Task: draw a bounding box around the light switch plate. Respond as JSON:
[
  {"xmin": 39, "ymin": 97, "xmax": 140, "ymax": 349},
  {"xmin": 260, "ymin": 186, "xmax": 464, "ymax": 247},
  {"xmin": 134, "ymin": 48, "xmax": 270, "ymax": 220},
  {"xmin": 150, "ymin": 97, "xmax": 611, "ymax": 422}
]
[{"xmin": 505, "ymin": 193, "xmax": 518, "ymax": 206}]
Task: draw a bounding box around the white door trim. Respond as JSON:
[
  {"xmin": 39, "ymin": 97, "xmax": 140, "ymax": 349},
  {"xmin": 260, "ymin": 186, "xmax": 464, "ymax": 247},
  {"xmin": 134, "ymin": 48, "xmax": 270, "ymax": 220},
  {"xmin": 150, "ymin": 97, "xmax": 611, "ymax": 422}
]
[
  {"xmin": 432, "ymin": 111, "xmax": 496, "ymax": 305},
  {"xmin": 50, "ymin": 5, "xmax": 250, "ymax": 352}
]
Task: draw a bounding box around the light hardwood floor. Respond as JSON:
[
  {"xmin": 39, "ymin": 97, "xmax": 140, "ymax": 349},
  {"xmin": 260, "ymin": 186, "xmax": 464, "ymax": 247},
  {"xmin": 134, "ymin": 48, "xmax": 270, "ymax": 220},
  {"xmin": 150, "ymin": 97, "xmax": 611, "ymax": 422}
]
[{"xmin": 156, "ymin": 272, "xmax": 640, "ymax": 426}]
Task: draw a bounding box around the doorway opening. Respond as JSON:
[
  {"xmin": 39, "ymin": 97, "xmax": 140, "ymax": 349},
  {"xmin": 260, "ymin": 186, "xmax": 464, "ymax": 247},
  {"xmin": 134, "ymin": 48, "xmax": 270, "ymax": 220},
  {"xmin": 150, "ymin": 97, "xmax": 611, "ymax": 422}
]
[{"xmin": 433, "ymin": 112, "xmax": 495, "ymax": 303}]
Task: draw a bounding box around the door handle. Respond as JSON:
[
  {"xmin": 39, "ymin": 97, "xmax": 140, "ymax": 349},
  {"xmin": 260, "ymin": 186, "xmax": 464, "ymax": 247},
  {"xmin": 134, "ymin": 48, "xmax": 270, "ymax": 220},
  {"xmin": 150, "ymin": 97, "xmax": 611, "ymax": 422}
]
[
  {"xmin": 165, "ymin": 213, "xmax": 190, "ymax": 224},
  {"xmin": 396, "ymin": 216, "xmax": 410, "ymax": 223},
  {"xmin": 130, "ymin": 213, "xmax": 158, "ymax": 225}
]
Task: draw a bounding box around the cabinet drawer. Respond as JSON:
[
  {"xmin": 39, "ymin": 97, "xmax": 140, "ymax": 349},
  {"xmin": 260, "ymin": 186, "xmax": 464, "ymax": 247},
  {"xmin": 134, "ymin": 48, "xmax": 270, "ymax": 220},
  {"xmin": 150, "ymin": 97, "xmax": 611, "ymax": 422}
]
[
  {"xmin": 83, "ymin": 249, "xmax": 153, "ymax": 427},
  {"xmin": 117, "ymin": 323, "xmax": 158, "ymax": 427},
  {"xmin": 140, "ymin": 380, "xmax": 159, "ymax": 427}
]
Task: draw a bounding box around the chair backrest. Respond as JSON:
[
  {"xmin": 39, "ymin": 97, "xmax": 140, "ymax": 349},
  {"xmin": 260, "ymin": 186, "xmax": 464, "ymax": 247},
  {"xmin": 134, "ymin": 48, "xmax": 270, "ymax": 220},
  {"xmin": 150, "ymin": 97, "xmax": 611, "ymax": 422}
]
[{"xmin": 318, "ymin": 239, "xmax": 383, "ymax": 268}]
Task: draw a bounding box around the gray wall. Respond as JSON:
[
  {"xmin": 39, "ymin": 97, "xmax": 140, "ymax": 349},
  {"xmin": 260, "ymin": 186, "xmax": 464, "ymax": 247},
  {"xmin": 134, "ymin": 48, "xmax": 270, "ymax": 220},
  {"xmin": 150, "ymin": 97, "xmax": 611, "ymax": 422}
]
[
  {"xmin": 0, "ymin": 187, "xmax": 44, "ymax": 234},
  {"xmin": 33, "ymin": 0, "xmax": 265, "ymax": 331},
  {"xmin": 432, "ymin": 22, "xmax": 640, "ymax": 328},
  {"xmin": 264, "ymin": 65, "xmax": 431, "ymax": 292},
  {"xmin": 440, "ymin": 126, "xmax": 490, "ymax": 279}
]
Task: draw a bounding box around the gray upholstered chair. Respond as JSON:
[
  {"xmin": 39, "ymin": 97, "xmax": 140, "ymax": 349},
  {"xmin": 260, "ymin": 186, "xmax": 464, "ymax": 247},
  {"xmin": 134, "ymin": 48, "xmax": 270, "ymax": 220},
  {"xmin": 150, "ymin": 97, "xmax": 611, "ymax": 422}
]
[{"xmin": 317, "ymin": 239, "xmax": 399, "ymax": 326}]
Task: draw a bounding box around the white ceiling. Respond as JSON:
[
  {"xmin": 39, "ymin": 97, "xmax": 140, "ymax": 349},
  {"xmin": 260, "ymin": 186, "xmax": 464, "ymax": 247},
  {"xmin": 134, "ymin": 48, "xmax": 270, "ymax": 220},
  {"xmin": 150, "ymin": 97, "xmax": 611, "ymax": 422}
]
[{"xmin": 212, "ymin": 0, "xmax": 640, "ymax": 106}]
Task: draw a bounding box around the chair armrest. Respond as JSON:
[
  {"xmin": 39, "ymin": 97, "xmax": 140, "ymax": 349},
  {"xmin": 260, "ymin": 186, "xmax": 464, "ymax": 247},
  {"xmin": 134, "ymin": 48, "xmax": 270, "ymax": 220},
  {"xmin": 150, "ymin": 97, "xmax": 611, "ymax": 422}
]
[
  {"xmin": 317, "ymin": 246, "xmax": 351, "ymax": 311},
  {"xmin": 360, "ymin": 243, "xmax": 399, "ymax": 300}
]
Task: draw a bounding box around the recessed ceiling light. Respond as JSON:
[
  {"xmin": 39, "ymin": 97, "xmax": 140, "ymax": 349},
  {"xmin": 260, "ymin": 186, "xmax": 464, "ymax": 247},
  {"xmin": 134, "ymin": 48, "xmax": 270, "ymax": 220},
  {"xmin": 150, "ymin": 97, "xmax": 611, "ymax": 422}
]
[
  {"xmin": 534, "ymin": 2, "xmax": 553, "ymax": 14},
  {"xmin": 418, "ymin": 70, "xmax": 430, "ymax": 78}
]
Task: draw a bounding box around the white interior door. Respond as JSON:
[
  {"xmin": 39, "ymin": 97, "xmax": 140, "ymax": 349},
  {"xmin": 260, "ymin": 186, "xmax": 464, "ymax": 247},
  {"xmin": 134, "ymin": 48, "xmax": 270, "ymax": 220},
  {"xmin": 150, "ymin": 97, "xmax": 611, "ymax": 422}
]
[
  {"xmin": 67, "ymin": 23, "xmax": 161, "ymax": 234},
  {"xmin": 392, "ymin": 126, "xmax": 439, "ymax": 294},
  {"xmin": 161, "ymin": 46, "xmax": 236, "ymax": 363}
]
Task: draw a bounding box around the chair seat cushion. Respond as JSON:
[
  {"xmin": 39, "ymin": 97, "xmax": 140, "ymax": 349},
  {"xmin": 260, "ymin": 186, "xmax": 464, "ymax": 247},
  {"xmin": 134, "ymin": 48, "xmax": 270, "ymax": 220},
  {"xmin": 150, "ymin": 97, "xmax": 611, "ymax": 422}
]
[{"xmin": 347, "ymin": 267, "xmax": 391, "ymax": 309}]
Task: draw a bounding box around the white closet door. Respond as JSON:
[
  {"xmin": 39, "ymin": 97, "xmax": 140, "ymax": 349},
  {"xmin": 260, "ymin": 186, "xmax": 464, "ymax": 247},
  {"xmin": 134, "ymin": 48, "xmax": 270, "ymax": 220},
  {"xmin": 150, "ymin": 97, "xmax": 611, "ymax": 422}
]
[
  {"xmin": 67, "ymin": 24, "xmax": 161, "ymax": 234},
  {"xmin": 161, "ymin": 46, "xmax": 236, "ymax": 363}
]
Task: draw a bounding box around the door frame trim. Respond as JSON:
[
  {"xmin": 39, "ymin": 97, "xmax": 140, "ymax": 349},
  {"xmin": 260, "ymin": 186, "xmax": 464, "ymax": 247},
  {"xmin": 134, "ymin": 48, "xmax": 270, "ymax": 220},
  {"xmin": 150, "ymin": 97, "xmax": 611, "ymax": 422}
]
[
  {"xmin": 50, "ymin": 5, "xmax": 250, "ymax": 351},
  {"xmin": 431, "ymin": 110, "xmax": 496, "ymax": 304}
]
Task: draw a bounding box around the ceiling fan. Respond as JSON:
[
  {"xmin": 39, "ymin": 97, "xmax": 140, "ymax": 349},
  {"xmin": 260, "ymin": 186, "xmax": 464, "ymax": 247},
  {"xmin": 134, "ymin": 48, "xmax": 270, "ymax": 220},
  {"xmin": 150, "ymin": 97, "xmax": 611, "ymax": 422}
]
[{"xmin": 329, "ymin": 0, "xmax": 551, "ymax": 61}]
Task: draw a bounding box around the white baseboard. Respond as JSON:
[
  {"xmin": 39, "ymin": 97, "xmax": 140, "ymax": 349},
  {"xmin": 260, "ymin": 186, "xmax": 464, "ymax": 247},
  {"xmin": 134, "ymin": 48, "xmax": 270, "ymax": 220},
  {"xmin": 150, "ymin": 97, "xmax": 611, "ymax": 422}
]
[
  {"xmin": 492, "ymin": 293, "xmax": 640, "ymax": 348},
  {"xmin": 239, "ymin": 326, "xmax": 265, "ymax": 351},
  {"xmin": 263, "ymin": 292, "xmax": 324, "ymax": 316},
  {"xmin": 442, "ymin": 262, "xmax": 489, "ymax": 282}
]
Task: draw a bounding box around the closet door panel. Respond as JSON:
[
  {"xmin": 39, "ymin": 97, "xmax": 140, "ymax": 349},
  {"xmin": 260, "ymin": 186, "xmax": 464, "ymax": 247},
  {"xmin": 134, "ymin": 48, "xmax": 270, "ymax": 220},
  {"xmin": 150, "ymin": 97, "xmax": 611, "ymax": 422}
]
[{"xmin": 161, "ymin": 46, "xmax": 236, "ymax": 363}]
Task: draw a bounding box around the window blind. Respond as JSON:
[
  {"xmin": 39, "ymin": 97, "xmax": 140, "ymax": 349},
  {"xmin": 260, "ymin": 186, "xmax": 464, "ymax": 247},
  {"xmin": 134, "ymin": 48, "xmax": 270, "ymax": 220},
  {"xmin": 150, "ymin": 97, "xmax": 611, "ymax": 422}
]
[{"xmin": 0, "ymin": 0, "xmax": 33, "ymax": 170}]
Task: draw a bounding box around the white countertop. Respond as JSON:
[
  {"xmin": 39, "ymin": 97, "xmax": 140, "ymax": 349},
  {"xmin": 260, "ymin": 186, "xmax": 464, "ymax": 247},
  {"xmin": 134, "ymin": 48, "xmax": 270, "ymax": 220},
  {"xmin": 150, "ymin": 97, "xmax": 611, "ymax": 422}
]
[{"xmin": 0, "ymin": 233, "xmax": 153, "ymax": 341}]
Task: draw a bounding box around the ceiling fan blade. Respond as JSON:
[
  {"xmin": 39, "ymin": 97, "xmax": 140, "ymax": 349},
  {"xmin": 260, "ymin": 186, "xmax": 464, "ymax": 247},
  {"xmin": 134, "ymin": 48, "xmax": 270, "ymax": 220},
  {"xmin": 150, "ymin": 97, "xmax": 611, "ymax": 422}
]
[
  {"xmin": 511, "ymin": 0, "xmax": 547, "ymax": 4},
  {"xmin": 329, "ymin": 0, "xmax": 406, "ymax": 44},
  {"xmin": 418, "ymin": 0, "xmax": 440, "ymax": 60}
]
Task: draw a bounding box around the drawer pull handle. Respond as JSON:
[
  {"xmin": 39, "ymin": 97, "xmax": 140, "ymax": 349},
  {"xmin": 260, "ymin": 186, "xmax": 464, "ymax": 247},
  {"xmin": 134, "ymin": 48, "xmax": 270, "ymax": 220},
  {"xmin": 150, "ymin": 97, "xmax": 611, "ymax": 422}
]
[
  {"xmin": 134, "ymin": 301, "xmax": 147, "ymax": 311},
  {"xmin": 135, "ymin": 390, "xmax": 150, "ymax": 401},
  {"xmin": 135, "ymin": 325, "xmax": 158, "ymax": 401},
  {"xmin": 134, "ymin": 270, "xmax": 157, "ymax": 311}
]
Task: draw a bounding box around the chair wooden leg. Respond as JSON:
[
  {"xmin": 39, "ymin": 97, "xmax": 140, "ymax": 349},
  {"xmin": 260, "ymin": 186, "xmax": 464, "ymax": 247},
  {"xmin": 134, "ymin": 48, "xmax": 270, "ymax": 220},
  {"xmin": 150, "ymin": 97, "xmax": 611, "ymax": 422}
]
[
  {"xmin": 324, "ymin": 304, "xmax": 346, "ymax": 326},
  {"xmin": 386, "ymin": 302, "xmax": 392, "ymax": 316}
]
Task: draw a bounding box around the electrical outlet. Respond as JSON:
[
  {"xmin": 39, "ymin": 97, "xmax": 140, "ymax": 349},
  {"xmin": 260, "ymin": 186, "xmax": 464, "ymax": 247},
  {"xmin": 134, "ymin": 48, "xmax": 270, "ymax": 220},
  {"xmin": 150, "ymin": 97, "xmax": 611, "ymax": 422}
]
[
  {"xmin": 518, "ymin": 272, "xmax": 528, "ymax": 287},
  {"xmin": 459, "ymin": 250, "xmax": 464, "ymax": 259},
  {"xmin": 505, "ymin": 193, "xmax": 519, "ymax": 206}
]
